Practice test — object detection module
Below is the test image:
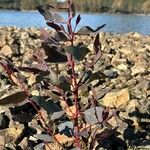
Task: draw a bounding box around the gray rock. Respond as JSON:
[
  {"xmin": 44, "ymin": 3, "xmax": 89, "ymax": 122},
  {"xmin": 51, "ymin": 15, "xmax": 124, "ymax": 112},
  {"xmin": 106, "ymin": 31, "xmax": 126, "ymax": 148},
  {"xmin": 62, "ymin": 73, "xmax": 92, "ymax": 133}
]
[{"xmin": 104, "ymin": 70, "xmax": 118, "ymax": 79}]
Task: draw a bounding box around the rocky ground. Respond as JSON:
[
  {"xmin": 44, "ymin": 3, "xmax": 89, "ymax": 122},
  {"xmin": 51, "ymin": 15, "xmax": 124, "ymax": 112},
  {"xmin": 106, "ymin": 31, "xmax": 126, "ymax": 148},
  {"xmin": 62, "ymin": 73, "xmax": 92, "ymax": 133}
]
[{"xmin": 0, "ymin": 27, "xmax": 150, "ymax": 150}]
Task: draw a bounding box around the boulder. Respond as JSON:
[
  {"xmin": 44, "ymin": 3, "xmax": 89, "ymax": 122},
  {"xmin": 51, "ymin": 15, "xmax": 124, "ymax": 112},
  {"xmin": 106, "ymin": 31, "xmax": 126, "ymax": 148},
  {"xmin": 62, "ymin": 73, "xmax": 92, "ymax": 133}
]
[
  {"xmin": 0, "ymin": 37, "xmax": 6, "ymax": 48},
  {"xmin": 101, "ymin": 88, "xmax": 130, "ymax": 109},
  {"xmin": 0, "ymin": 45, "xmax": 13, "ymax": 56}
]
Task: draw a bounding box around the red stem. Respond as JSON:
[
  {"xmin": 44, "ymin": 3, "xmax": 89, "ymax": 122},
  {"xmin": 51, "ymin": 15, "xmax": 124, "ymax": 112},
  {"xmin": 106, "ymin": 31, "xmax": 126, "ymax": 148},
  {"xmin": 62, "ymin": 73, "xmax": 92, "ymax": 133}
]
[{"xmin": 66, "ymin": 1, "xmax": 81, "ymax": 148}]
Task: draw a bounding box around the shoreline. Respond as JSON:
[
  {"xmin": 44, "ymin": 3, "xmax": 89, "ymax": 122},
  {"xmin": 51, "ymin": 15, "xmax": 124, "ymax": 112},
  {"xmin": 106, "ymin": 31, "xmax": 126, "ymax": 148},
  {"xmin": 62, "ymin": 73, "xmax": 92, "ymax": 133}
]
[
  {"xmin": 0, "ymin": 26, "xmax": 150, "ymax": 36},
  {"xmin": 0, "ymin": 9, "xmax": 150, "ymax": 16}
]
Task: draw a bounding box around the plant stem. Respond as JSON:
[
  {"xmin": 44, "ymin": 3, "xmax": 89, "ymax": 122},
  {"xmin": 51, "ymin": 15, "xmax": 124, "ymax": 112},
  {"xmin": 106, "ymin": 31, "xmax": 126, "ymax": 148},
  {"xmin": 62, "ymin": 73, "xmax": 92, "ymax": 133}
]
[{"xmin": 66, "ymin": 1, "xmax": 81, "ymax": 147}]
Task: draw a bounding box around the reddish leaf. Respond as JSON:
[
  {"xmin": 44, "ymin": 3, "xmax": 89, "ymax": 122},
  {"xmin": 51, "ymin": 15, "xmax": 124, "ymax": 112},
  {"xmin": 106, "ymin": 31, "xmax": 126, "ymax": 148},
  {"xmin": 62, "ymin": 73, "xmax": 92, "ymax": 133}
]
[
  {"xmin": 0, "ymin": 91, "xmax": 28, "ymax": 105},
  {"xmin": 70, "ymin": 1, "xmax": 76, "ymax": 17},
  {"xmin": 76, "ymin": 24, "xmax": 106, "ymax": 35},
  {"xmin": 84, "ymin": 71, "xmax": 106, "ymax": 84},
  {"xmin": 93, "ymin": 33, "xmax": 101, "ymax": 54},
  {"xmin": 40, "ymin": 28, "xmax": 60, "ymax": 45},
  {"xmin": 57, "ymin": 75, "xmax": 71, "ymax": 91},
  {"xmin": 37, "ymin": 5, "xmax": 66, "ymax": 23},
  {"xmin": 93, "ymin": 50, "xmax": 102, "ymax": 65},
  {"xmin": 42, "ymin": 42, "xmax": 68, "ymax": 63},
  {"xmin": 64, "ymin": 45, "xmax": 90, "ymax": 61},
  {"xmin": 0, "ymin": 58, "xmax": 17, "ymax": 74},
  {"xmin": 86, "ymin": 49, "xmax": 102, "ymax": 69},
  {"xmin": 46, "ymin": 22, "xmax": 62, "ymax": 31},
  {"xmin": 10, "ymin": 74, "xmax": 27, "ymax": 89},
  {"xmin": 53, "ymin": 13, "xmax": 66, "ymax": 23},
  {"xmin": 18, "ymin": 64, "xmax": 48, "ymax": 75},
  {"xmin": 76, "ymin": 14, "xmax": 81, "ymax": 26},
  {"xmin": 54, "ymin": 31, "xmax": 69, "ymax": 41},
  {"xmin": 37, "ymin": 5, "xmax": 54, "ymax": 21},
  {"xmin": 95, "ymin": 127, "xmax": 118, "ymax": 141}
]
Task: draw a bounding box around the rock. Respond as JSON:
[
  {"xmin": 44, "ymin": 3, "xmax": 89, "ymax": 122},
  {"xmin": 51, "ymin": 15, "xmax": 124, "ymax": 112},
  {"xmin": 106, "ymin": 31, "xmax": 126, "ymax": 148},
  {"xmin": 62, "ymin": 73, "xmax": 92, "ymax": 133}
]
[
  {"xmin": 131, "ymin": 63, "xmax": 146, "ymax": 76},
  {"xmin": 19, "ymin": 137, "xmax": 29, "ymax": 150},
  {"xmin": 111, "ymin": 52, "xmax": 128, "ymax": 71},
  {"xmin": 126, "ymin": 79, "xmax": 137, "ymax": 87},
  {"xmin": 28, "ymin": 74, "xmax": 37, "ymax": 86},
  {"xmin": 131, "ymin": 56, "xmax": 147, "ymax": 76},
  {"xmin": 118, "ymin": 47, "xmax": 133, "ymax": 55},
  {"xmin": 7, "ymin": 124, "xmax": 25, "ymax": 141},
  {"xmin": 125, "ymin": 99, "xmax": 139, "ymax": 112},
  {"xmin": 136, "ymin": 77, "xmax": 150, "ymax": 91},
  {"xmin": 0, "ymin": 124, "xmax": 25, "ymax": 146},
  {"xmin": 45, "ymin": 143, "xmax": 62, "ymax": 150},
  {"xmin": 31, "ymin": 90, "xmax": 40, "ymax": 96},
  {"xmin": 34, "ymin": 143, "xmax": 45, "ymax": 150},
  {"xmin": 0, "ymin": 37, "xmax": 6, "ymax": 48},
  {"xmin": 0, "ymin": 135, "xmax": 5, "ymax": 149},
  {"xmin": 0, "ymin": 45, "xmax": 13, "ymax": 56},
  {"xmin": 104, "ymin": 70, "xmax": 118, "ymax": 79},
  {"xmin": 137, "ymin": 47, "xmax": 147, "ymax": 53},
  {"xmin": 101, "ymin": 88, "xmax": 130, "ymax": 109},
  {"xmin": 132, "ymin": 32, "xmax": 142, "ymax": 40},
  {"xmin": 55, "ymin": 133, "xmax": 74, "ymax": 147},
  {"xmin": 117, "ymin": 64, "xmax": 128, "ymax": 71},
  {"xmin": 107, "ymin": 116, "xmax": 128, "ymax": 133}
]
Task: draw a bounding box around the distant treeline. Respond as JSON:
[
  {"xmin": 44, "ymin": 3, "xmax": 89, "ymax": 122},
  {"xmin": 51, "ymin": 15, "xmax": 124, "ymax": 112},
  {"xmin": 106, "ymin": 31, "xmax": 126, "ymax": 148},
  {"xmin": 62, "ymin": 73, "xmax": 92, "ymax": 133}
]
[{"xmin": 0, "ymin": 0, "xmax": 150, "ymax": 14}]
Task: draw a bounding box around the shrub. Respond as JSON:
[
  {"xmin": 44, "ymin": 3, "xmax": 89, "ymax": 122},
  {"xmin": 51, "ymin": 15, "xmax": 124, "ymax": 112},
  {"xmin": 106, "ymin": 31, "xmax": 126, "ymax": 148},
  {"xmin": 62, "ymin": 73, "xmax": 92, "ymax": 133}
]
[{"xmin": 0, "ymin": 0, "xmax": 117, "ymax": 149}]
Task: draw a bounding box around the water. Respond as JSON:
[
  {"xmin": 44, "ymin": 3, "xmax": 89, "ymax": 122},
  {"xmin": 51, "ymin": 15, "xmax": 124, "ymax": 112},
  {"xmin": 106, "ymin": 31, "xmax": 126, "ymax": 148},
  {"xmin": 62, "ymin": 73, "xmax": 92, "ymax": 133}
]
[{"xmin": 0, "ymin": 10, "xmax": 150, "ymax": 35}]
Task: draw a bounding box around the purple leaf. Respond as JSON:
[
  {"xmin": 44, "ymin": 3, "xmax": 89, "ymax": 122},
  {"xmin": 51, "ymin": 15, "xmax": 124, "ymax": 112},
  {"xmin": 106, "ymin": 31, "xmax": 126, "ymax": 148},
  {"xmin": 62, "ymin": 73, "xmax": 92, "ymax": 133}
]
[
  {"xmin": 86, "ymin": 49, "xmax": 102, "ymax": 69},
  {"xmin": 70, "ymin": 1, "xmax": 76, "ymax": 17},
  {"xmin": 64, "ymin": 45, "xmax": 90, "ymax": 61},
  {"xmin": 37, "ymin": 5, "xmax": 54, "ymax": 21},
  {"xmin": 18, "ymin": 64, "xmax": 48, "ymax": 75},
  {"xmin": 93, "ymin": 33, "xmax": 101, "ymax": 54},
  {"xmin": 53, "ymin": 13, "xmax": 66, "ymax": 23},
  {"xmin": 37, "ymin": 5, "xmax": 66, "ymax": 23},
  {"xmin": 95, "ymin": 127, "xmax": 118, "ymax": 141},
  {"xmin": 76, "ymin": 14, "xmax": 81, "ymax": 26},
  {"xmin": 31, "ymin": 96, "xmax": 62, "ymax": 114},
  {"xmin": 84, "ymin": 71, "xmax": 106, "ymax": 84},
  {"xmin": 54, "ymin": 31, "xmax": 69, "ymax": 41},
  {"xmin": 0, "ymin": 58, "xmax": 18, "ymax": 73},
  {"xmin": 40, "ymin": 28, "xmax": 60, "ymax": 45},
  {"xmin": 42, "ymin": 42, "xmax": 68, "ymax": 63},
  {"xmin": 76, "ymin": 24, "xmax": 106, "ymax": 35},
  {"xmin": 0, "ymin": 91, "xmax": 27, "ymax": 106},
  {"xmin": 75, "ymin": 129, "xmax": 89, "ymax": 137},
  {"xmin": 57, "ymin": 75, "xmax": 71, "ymax": 91},
  {"xmin": 46, "ymin": 22, "xmax": 62, "ymax": 31}
]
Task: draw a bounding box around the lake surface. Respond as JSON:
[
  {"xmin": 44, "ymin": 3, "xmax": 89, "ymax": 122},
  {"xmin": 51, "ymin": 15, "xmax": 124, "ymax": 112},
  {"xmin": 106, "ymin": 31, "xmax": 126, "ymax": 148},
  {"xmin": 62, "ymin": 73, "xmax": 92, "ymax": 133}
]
[{"xmin": 0, "ymin": 10, "xmax": 150, "ymax": 35}]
